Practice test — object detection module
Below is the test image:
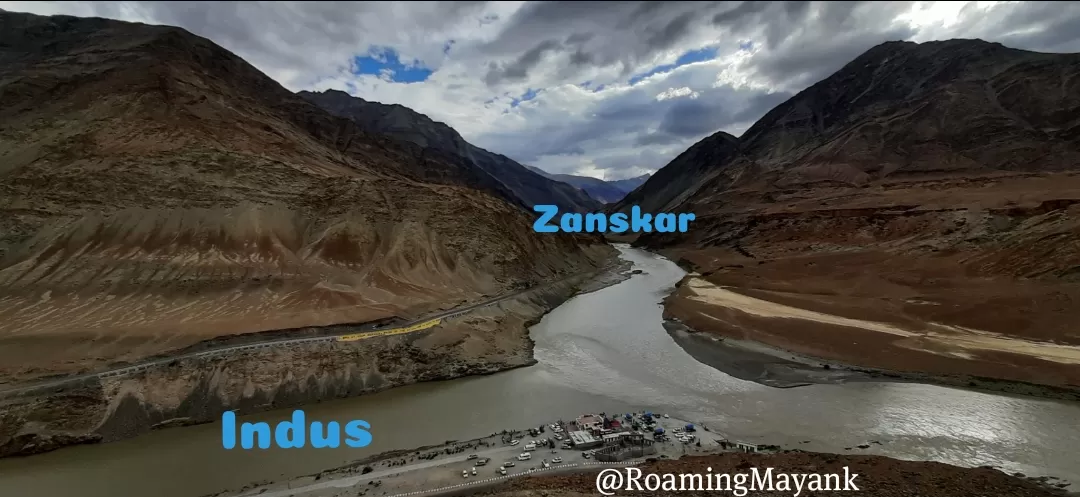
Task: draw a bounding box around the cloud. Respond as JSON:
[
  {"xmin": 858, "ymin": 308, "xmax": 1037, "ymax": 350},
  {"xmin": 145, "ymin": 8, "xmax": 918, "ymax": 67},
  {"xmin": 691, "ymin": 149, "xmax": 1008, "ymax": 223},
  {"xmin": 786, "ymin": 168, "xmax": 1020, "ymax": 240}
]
[{"xmin": 2, "ymin": 1, "xmax": 1079, "ymax": 181}]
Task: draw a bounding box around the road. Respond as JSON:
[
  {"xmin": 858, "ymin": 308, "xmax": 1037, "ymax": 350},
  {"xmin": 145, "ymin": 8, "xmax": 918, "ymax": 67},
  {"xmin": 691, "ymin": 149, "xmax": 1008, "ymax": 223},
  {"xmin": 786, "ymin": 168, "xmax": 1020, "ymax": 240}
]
[{"xmin": 0, "ymin": 265, "xmax": 614, "ymax": 398}]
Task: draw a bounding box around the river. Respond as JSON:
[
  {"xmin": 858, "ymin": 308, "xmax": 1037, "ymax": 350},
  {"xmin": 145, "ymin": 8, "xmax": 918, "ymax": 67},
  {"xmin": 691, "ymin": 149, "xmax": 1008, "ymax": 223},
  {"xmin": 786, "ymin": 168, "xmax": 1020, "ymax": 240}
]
[{"xmin": 1, "ymin": 245, "xmax": 1077, "ymax": 497}]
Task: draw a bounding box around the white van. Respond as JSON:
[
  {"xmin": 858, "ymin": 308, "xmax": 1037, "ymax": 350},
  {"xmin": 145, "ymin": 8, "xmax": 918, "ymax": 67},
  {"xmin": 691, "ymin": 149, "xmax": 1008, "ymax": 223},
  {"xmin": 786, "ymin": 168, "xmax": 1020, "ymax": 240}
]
[
  {"xmin": 517, "ymin": 452, "xmax": 532, "ymax": 461},
  {"xmin": 523, "ymin": 442, "xmax": 536, "ymax": 451}
]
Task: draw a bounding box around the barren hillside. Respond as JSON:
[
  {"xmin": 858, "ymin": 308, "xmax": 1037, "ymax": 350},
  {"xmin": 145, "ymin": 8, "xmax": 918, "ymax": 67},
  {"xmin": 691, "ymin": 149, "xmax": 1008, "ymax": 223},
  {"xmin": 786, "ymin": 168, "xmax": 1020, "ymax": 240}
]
[
  {"xmin": 299, "ymin": 89, "xmax": 601, "ymax": 212},
  {"xmin": 616, "ymin": 39, "xmax": 1080, "ymax": 388},
  {"xmin": 0, "ymin": 10, "xmax": 613, "ymax": 383}
]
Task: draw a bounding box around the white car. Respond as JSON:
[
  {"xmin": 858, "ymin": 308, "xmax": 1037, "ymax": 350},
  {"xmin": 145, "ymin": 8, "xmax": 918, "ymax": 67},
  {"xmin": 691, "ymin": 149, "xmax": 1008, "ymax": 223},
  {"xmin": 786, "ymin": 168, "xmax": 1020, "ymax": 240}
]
[
  {"xmin": 471, "ymin": 467, "xmax": 477, "ymax": 475},
  {"xmin": 552, "ymin": 457, "xmax": 563, "ymax": 463},
  {"xmin": 500, "ymin": 468, "xmax": 507, "ymax": 475},
  {"xmin": 517, "ymin": 453, "xmax": 532, "ymax": 461},
  {"xmin": 510, "ymin": 440, "xmax": 520, "ymax": 446},
  {"xmin": 524, "ymin": 443, "xmax": 536, "ymax": 451},
  {"xmin": 462, "ymin": 471, "xmax": 468, "ymax": 478}
]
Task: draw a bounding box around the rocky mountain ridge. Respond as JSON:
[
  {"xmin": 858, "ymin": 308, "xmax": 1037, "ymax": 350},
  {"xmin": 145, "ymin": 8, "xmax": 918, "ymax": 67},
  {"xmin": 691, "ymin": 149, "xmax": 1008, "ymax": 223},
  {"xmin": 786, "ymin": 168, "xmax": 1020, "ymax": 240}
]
[
  {"xmin": 617, "ymin": 38, "xmax": 1080, "ymax": 217},
  {"xmin": 299, "ymin": 89, "xmax": 601, "ymax": 212},
  {"xmin": 0, "ymin": 10, "xmax": 613, "ymax": 385},
  {"xmin": 526, "ymin": 166, "xmax": 650, "ymax": 203}
]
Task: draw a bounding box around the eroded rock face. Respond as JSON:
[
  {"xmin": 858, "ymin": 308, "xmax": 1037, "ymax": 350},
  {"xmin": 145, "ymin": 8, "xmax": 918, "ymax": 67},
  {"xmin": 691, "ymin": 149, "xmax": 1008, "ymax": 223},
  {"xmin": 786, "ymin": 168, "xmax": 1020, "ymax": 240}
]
[{"xmin": 0, "ymin": 10, "xmax": 614, "ymax": 383}]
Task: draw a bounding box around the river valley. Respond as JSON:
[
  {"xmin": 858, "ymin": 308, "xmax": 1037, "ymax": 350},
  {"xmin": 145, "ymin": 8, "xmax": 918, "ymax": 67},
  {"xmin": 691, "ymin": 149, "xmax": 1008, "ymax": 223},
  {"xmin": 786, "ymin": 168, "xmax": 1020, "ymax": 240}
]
[{"xmin": 0, "ymin": 245, "xmax": 1077, "ymax": 497}]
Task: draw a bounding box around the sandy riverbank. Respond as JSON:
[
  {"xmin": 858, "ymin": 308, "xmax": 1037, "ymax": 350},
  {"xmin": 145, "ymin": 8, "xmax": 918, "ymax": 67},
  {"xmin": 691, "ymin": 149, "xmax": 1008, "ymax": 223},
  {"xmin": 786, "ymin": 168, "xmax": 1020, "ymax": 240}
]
[
  {"xmin": 662, "ymin": 283, "xmax": 1080, "ymax": 401},
  {"xmin": 658, "ymin": 252, "xmax": 1080, "ymax": 401}
]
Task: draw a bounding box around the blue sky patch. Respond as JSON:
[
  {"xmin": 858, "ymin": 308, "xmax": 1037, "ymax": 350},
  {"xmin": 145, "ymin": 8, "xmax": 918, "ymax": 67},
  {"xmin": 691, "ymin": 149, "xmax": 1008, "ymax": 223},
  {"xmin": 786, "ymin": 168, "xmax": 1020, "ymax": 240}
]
[
  {"xmin": 739, "ymin": 40, "xmax": 755, "ymax": 51},
  {"xmin": 628, "ymin": 46, "xmax": 720, "ymax": 85},
  {"xmin": 511, "ymin": 88, "xmax": 540, "ymax": 107},
  {"xmin": 353, "ymin": 46, "xmax": 433, "ymax": 83}
]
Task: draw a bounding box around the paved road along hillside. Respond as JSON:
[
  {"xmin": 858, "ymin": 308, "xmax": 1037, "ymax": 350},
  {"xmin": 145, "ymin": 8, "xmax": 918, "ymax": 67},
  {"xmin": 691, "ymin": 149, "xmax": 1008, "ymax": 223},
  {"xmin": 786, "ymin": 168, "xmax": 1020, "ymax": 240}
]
[{"xmin": 0, "ymin": 266, "xmax": 613, "ymax": 398}]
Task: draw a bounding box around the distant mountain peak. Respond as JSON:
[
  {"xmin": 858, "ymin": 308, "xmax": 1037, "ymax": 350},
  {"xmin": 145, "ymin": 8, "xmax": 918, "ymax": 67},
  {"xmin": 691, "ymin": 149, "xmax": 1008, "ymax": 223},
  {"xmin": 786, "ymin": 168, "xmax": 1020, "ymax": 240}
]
[{"xmin": 299, "ymin": 89, "xmax": 600, "ymax": 212}]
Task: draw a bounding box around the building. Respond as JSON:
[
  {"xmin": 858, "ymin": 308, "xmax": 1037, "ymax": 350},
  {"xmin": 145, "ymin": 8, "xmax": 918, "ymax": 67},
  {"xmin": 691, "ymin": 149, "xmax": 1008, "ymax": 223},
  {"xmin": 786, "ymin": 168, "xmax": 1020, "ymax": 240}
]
[
  {"xmin": 576, "ymin": 414, "xmax": 603, "ymax": 432},
  {"xmin": 595, "ymin": 434, "xmax": 656, "ymax": 462},
  {"xmin": 601, "ymin": 432, "xmax": 632, "ymax": 444},
  {"xmin": 568, "ymin": 430, "xmax": 602, "ymax": 449},
  {"xmin": 735, "ymin": 442, "xmax": 759, "ymax": 453}
]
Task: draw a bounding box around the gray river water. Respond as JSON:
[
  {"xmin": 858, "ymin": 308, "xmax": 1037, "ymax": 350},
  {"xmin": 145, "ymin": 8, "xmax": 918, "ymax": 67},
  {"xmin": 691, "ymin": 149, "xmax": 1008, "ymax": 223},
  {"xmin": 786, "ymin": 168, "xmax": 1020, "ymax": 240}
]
[{"xmin": 1, "ymin": 246, "xmax": 1077, "ymax": 497}]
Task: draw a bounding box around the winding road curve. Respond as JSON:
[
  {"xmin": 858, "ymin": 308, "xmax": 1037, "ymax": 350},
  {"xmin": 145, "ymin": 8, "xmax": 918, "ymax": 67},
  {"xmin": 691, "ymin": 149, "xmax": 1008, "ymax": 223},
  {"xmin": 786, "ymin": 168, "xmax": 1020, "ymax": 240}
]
[{"xmin": 1, "ymin": 265, "xmax": 615, "ymax": 398}]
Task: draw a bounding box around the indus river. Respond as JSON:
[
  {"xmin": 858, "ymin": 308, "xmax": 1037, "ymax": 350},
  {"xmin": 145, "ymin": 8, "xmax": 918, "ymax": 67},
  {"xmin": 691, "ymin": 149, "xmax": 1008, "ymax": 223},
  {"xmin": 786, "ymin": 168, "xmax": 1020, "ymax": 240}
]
[{"xmin": 1, "ymin": 246, "xmax": 1077, "ymax": 497}]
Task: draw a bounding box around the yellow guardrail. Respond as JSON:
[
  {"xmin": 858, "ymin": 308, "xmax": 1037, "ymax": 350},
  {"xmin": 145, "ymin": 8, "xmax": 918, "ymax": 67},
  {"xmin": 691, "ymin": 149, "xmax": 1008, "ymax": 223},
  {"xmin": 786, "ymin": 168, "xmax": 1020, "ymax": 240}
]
[{"xmin": 337, "ymin": 318, "xmax": 443, "ymax": 342}]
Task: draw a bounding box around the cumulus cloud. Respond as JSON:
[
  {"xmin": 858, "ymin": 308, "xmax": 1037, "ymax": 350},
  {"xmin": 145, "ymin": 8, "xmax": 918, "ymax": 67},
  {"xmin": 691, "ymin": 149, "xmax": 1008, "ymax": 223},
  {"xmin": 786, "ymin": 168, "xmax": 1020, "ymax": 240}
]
[{"xmin": 2, "ymin": 1, "xmax": 1079, "ymax": 179}]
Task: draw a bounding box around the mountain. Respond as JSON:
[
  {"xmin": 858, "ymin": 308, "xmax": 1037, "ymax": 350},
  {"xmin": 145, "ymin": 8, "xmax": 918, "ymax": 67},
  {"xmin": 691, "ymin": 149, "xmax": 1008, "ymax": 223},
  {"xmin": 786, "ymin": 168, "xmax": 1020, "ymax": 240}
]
[
  {"xmin": 0, "ymin": 10, "xmax": 613, "ymax": 384},
  {"xmin": 298, "ymin": 90, "xmax": 600, "ymax": 212},
  {"xmin": 617, "ymin": 39, "xmax": 1080, "ymax": 216},
  {"xmin": 526, "ymin": 166, "xmax": 650, "ymax": 203},
  {"xmin": 618, "ymin": 39, "xmax": 1080, "ymax": 388},
  {"xmin": 606, "ymin": 174, "xmax": 650, "ymax": 193}
]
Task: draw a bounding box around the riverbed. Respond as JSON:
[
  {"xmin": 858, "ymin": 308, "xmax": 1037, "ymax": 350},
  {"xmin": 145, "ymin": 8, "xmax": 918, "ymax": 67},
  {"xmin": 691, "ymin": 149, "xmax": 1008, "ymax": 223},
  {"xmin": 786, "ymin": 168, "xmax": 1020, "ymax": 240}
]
[{"xmin": 1, "ymin": 245, "xmax": 1077, "ymax": 497}]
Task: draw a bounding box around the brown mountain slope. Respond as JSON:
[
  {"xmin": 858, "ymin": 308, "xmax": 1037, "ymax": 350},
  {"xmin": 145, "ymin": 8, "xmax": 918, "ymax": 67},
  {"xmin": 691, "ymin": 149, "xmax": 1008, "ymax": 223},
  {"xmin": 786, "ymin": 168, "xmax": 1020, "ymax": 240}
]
[
  {"xmin": 298, "ymin": 90, "xmax": 602, "ymax": 212},
  {"xmin": 622, "ymin": 39, "xmax": 1080, "ymax": 390},
  {"xmin": 0, "ymin": 10, "xmax": 613, "ymax": 383}
]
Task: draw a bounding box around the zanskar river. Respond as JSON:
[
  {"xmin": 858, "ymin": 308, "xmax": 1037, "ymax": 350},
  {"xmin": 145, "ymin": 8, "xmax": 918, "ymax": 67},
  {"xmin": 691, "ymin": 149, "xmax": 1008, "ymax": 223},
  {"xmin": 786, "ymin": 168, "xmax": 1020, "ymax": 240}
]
[{"xmin": 1, "ymin": 246, "xmax": 1078, "ymax": 497}]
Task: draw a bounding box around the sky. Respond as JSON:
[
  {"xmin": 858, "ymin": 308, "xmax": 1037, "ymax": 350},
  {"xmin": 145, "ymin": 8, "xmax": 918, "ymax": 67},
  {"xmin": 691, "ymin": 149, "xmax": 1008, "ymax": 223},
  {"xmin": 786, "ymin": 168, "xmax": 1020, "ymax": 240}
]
[{"xmin": 4, "ymin": 1, "xmax": 1080, "ymax": 180}]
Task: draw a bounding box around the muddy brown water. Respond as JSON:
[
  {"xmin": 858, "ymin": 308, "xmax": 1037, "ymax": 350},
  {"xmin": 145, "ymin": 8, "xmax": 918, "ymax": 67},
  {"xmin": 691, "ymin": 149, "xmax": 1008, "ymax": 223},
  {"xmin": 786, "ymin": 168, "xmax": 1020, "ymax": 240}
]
[{"xmin": 1, "ymin": 245, "xmax": 1078, "ymax": 497}]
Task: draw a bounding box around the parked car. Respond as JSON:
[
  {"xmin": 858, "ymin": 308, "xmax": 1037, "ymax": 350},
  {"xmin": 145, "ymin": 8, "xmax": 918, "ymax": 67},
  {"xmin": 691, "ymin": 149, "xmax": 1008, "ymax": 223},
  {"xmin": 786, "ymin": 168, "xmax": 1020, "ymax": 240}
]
[
  {"xmin": 471, "ymin": 467, "xmax": 477, "ymax": 475},
  {"xmin": 500, "ymin": 468, "xmax": 507, "ymax": 475},
  {"xmin": 462, "ymin": 470, "xmax": 468, "ymax": 479}
]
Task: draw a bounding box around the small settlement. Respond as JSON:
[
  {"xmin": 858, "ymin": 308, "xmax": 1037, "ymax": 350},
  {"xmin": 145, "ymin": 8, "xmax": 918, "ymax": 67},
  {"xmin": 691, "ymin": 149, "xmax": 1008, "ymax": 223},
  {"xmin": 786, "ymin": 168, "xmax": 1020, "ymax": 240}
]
[{"xmin": 556, "ymin": 411, "xmax": 711, "ymax": 462}]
